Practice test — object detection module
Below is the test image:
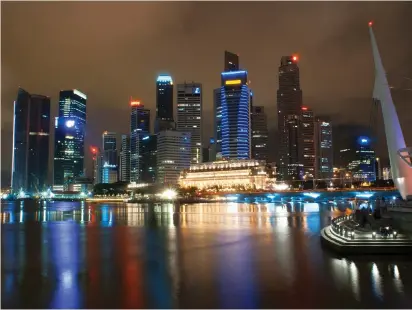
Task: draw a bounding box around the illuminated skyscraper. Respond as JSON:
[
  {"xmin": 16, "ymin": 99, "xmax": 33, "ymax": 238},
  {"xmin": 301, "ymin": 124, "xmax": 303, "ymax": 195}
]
[
  {"xmin": 176, "ymin": 82, "xmax": 202, "ymax": 163},
  {"xmin": 130, "ymin": 100, "xmax": 150, "ymax": 183},
  {"xmin": 349, "ymin": 137, "xmax": 376, "ymax": 182},
  {"xmin": 214, "ymin": 51, "xmax": 247, "ymax": 160},
  {"xmin": 220, "ymin": 70, "xmax": 251, "ymax": 159},
  {"xmin": 119, "ymin": 135, "xmax": 131, "ymax": 182},
  {"xmin": 102, "ymin": 131, "xmax": 117, "ymax": 166},
  {"xmin": 155, "ymin": 75, "xmax": 175, "ymax": 133},
  {"xmin": 12, "ymin": 88, "xmax": 51, "ymax": 193},
  {"xmin": 157, "ymin": 131, "xmax": 191, "ymax": 185},
  {"xmin": 301, "ymin": 107, "xmax": 315, "ymax": 178},
  {"xmin": 314, "ymin": 118, "xmax": 333, "ymax": 179},
  {"xmin": 53, "ymin": 89, "xmax": 87, "ymax": 190},
  {"xmin": 140, "ymin": 134, "xmax": 157, "ymax": 183},
  {"xmin": 251, "ymin": 106, "xmax": 269, "ymax": 161},
  {"xmin": 277, "ymin": 55, "xmax": 303, "ymax": 181}
]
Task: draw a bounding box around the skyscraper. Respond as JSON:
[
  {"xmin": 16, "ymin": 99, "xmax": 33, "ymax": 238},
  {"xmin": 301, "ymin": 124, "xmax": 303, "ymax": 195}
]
[
  {"xmin": 12, "ymin": 88, "xmax": 51, "ymax": 193},
  {"xmin": 301, "ymin": 107, "xmax": 315, "ymax": 179},
  {"xmin": 54, "ymin": 89, "xmax": 87, "ymax": 190},
  {"xmin": 140, "ymin": 134, "xmax": 157, "ymax": 183},
  {"xmin": 130, "ymin": 100, "xmax": 150, "ymax": 183},
  {"xmin": 349, "ymin": 137, "xmax": 376, "ymax": 182},
  {"xmin": 277, "ymin": 55, "xmax": 303, "ymax": 181},
  {"xmin": 155, "ymin": 75, "xmax": 175, "ymax": 133},
  {"xmin": 157, "ymin": 131, "xmax": 191, "ymax": 185},
  {"xmin": 251, "ymin": 106, "xmax": 269, "ymax": 161},
  {"xmin": 176, "ymin": 82, "xmax": 202, "ymax": 163},
  {"xmin": 102, "ymin": 131, "xmax": 117, "ymax": 166},
  {"xmin": 314, "ymin": 118, "xmax": 333, "ymax": 180},
  {"xmin": 224, "ymin": 51, "xmax": 239, "ymax": 71},
  {"xmin": 119, "ymin": 135, "xmax": 131, "ymax": 182},
  {"xmin": 91, "ymin": 146, "xmax": 102, "ymax": 184}
]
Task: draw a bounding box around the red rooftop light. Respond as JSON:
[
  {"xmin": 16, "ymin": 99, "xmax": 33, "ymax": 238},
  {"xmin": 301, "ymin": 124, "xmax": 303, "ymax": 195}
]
[{"xmin": 368, "ymin": 21, "xmax": 373, "ymax": 27}]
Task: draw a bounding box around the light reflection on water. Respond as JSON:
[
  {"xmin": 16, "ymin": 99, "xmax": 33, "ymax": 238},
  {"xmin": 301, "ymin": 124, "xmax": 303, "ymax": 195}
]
[{"xmin": 2, "ymin": 200, "xmax": 412, "ymax": 308}]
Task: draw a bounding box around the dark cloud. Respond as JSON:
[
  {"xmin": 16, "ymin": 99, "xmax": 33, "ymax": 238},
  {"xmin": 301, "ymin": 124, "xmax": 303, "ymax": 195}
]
[{"xmin": 2, "ymin": 2, "xmax": 411, "ymax": 185}]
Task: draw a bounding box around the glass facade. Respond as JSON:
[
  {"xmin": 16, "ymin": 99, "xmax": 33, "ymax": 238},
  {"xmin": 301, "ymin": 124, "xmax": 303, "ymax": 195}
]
[
  {"xmin": 315, "ymin": 119, "xmax": 333, "ymax": 179},
  {"xmin": 349, "ymin": 137, "xmax": 376, "ymax": 182},
  {"xmin": 12, "ymin": 88, "xmax": 51, "ymax": 193},
  {"xmin": 155, "ymin": 75, "xmax": 174, "ymax": 133},
  {"xmin": 220, "ymin": 70, "xmax": 251, "ymax": 160},
  {"xmin": 140, "ymin": 135, "xmax": 157, "ymax": 183},
  {"xmin": 53, "ymin": 90, "xmax": 87, "ymax": 188},
  {"xmin": 251, "ymin": 106, "xmax": 269, "ymax": 161},
  {"xmin": 130, "ymin": 101, "xmax": 150, "ymax": 183},
  {"xmin": 176, "ymin": 82, "xmax": 202, "ymax": 164}
]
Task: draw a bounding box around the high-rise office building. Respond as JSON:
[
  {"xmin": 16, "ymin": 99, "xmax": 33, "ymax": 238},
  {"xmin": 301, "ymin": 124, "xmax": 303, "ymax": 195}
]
[
  {"xmin": 314, "ymin": 118, "xmax": 333, "ymax": 180},
  {"xmin": 301, "ymin": 107, "xmax": 315, "ymax": 179},
  {"xmin": 140, "ymin": 134, "xmax": 157, "ymax": 183},
  {"xmin": 91, "ymin": 146, "xmax": 103, "ymax": 184},
  {"xmin": 224, "ymin": 51, "xmax": 239, "ymax": 71},
  {"xmin": 11, "ymin": 88, "xmax": 51, "ymax": 193},
  {"xmin": 130, "ymin": 100, "xmax": 150, "ymax": 183},
  {"xmin": 155, "ymin": 75, "xmax": 175, "ymax": 133},
  {"xmin": 219, "ymin": 70, "xmax": 251, "ymax": 160},
  {"xmin": 119, "ymin": 135, "xmax": 131, "ymax": 182},
  {"xmin": 157, "ymin": 131, "xmax": 191, "ymax": 185},
  {"xmin": 277, "ymin": 55, "xmax": 303, "ymax": 181},
  {"xmin": 176, "ymin": 82, "xmax": 202, "ymax": 163},
  {"xmin": 102, "ymin": 163, "xmax": 118, "ymax": 184},
  {"xmin": 251, "ymin": 106, "xmax": 269, "ymax": 161},
  {"xmin": 54, "ymin": 89, "xmax": 87, "ymax": 190},
  {"xmin": 102, "ymin": 131, "xmax": 117, "ymax": 166},
  {"xmin": 348, "ymin": 137, "xmax": 376, "ymax": 182}
]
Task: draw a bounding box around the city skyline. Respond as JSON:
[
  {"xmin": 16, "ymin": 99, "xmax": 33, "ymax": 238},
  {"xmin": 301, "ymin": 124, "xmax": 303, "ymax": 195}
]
[{"xmin": 2, "ymin": 2, "xmax": 412, "ymax": 185}]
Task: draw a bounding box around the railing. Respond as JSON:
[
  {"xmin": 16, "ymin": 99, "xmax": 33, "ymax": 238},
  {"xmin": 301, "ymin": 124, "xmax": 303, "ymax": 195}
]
[{"xmin": 331, "ymin": 214, "xmax": 356, "ymax": 239}]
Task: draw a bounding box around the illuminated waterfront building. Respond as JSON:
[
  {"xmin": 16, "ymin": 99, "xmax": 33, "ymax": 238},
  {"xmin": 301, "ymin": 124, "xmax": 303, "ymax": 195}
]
[
  {"xmin": 179, "ymin": 160, "xmax": 271, "ymax": 190},
  {"xmin": 219, "ymin": 70, "xmax": 251, "ymax": 159},
  {"xmin": 157, "ymin": 130, "xmax": 191, "ymax": 185},
  {"xmin": 102, "ymin": 163, "xmax": 118, "ymax": 184},
  {"xmin": 383, "ymin": 167, "xmax": 392, "ymax": 180},
  {"xmin": 277, "ymin": 55, "xmax": 303, "ymax": 181},
  {"xmin": 53, "ymin": 89, "xmax": 87, "ymax": 190},
  {"xmin": 348, "ymin": 137, "xmax": 376, "ymax": 182},
  {"xmin": 314, "ymin": 118, "xmax": 333, "ymax": 179},
  {"xmin": 119, "ymin": 135, "xmax": 131, "ymax": 182},
  {"xmin": 155, "ymin": 75, "xmax": 175, "ymax": 133},
  {"xmin": 140, "ymin": 134, "xmax": 157, "ymax": 183},
  {"xmin": 130, "ymin": 100, "xmax": 150, "ymax": 183},
  {"xmin": 102, "ymin": 131, "xmax": 117, "ymax": 166},
  {"xmin": 11, "ymin": 88, "xmax": 51, "ymax": 193},
  {"xmin": 301, "ymin": 107, "xmax": 315, "ymax": 178},
  {"xmin": 176, "ymin": 82, "xmax": 203, "ymax": 163},
  {"xmin": 251, "ymin": 106, "xmax": 269, "ymax": 161},
  {"xmin": 214, "ymin": 51, "xmax": 252, "ymax": 160}
]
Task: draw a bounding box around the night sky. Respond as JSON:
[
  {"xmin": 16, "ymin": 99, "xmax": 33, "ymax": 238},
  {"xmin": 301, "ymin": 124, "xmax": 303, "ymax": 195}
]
[{"xmin": 2, "ymin": 2, "xmax": 412, "ymax": 185}]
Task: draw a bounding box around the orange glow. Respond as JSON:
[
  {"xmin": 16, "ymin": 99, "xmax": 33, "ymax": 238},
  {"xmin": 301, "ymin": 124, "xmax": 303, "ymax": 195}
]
[
  {"xmin": 292, "ymin": 55, "xmax": 298, "ymax": 62},
  {"xmin": 302, "ymin": 107, "xmax": 308, "ymax": 111},
  {"xmin": 103, "ymin": 131, "xmax": 108, "ymax": 135},
  {"xmin": 130, "ymin": 101, "xmax": 141, "ymax": 106},
  {"xmin": 90, "ymin": 146, "xmax": 97, "ymax": 154},
  {"xmin": 368, "ymin": 21, "xmax": 373, "ymax": 27}
]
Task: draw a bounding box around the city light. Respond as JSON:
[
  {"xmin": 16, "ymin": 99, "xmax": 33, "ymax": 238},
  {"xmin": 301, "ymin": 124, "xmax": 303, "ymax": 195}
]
[
  {"xmin": 161, "ymin": 189, "xmax": 177, "ymax": 200},
  {"xmin": 225, "ymin": 79, "xmax": 242, "ymax": 85},
  {"xmin": 368, "ymin": 21, "xmax": 373, "ymax": 27},
  {"xmin": 157, "ymin": 75, "xmax": 173, "ymax": 84},
  {"xmin": 303, "ymin": 192, "xmax": 320, "ymax": 199},
  {"xmin": 65, "ymin": 120, "xmax": 75, "ymax": 128},
  {"xmin": 130, "ymin": 100, "xmax": 141, "ymax": 106},
  {"xmin": 292, "ymin": 55, "xmax": 298, "ymax": 62},
  {"xmin": 273, "ymin": 183, "xmax": 289, "ymax": 191}
]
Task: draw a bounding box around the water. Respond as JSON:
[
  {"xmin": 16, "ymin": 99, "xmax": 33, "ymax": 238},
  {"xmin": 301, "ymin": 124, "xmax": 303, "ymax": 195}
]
[{"xmin": 2, "ymin": 200, "xmax": 412, "ymax": 308}]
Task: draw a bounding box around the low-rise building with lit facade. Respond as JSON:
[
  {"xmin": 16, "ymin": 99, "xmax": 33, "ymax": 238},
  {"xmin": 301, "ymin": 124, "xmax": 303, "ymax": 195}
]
[{"xmin": 179, "ymin": 160, "xmax": 272, "ymax": 190}]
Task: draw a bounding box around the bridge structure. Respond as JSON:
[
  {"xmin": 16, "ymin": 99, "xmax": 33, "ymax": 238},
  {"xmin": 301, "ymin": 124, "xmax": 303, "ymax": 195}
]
[{"xmin": 369, "ymin": 22, "xmax": 412, "ymax": 201}]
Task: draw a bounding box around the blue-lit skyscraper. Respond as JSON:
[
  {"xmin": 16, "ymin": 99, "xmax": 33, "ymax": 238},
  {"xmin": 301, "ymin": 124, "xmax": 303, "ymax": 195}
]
[
  {"xmin": 220, "ymin": 70, "xmax": 251, "ymax": 159},
  {"xmin": 155, "ymin": 75, "xmax": 175, "ymax": 133},
  {"xmin": 349, "ymin": 137, "xmax": 376, "ymax": 182},
  {"xmin": 130, "ymin": 99, "xmax": 150, "ymax": 183},
  {"xmin": 12, "ymin": 88, "xmax": 51, "ymax": 193},
  {"xmin": 53, "ymin": 89, "xmax": 87, "ymax": 190}
]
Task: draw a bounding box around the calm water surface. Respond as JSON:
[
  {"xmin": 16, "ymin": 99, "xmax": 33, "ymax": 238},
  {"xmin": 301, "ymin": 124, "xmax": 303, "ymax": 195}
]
[{"xmin": 2, "ymin": 200, "xmax": 412, "ymax": 308}]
